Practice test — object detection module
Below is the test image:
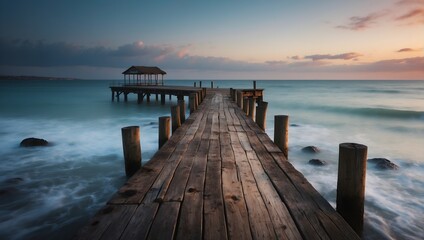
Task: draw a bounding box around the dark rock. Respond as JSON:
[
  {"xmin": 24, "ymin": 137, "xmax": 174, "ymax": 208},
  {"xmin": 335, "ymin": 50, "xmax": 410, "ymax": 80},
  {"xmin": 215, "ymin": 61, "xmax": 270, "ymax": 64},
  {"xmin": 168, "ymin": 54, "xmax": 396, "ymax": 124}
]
[
  {"xmin": 20, "ymin": 138, "xmax": 49, "ymax": 147},
  {"xmin": 308, "ymin": 159, "xmax": 327, "ymax": 166},
  {"xmin": 302, "ymin": 146, "xmax": 320, "ymax": 153},
  {"xmin": 368, "ymin": 158, "xmax": 399, "ymax": 170},
  {"xmin": 4, "ymin": 177, "xmax": 24, "ymax": 184},
  {"xmin": 290, "ymin": 124, "xmax": 300, "ymax": 127}
]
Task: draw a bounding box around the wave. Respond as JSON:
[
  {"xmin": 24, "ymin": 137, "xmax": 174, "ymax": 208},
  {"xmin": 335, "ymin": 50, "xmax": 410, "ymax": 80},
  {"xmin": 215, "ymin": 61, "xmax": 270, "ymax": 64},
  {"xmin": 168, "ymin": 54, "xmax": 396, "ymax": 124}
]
[
  {"xmin": 324, "ymin": 106, "xmax": 424, "ymax": 120},
  {"xmin": 361, "ymin": 89, "xmax": 403, "ymax": 94}
]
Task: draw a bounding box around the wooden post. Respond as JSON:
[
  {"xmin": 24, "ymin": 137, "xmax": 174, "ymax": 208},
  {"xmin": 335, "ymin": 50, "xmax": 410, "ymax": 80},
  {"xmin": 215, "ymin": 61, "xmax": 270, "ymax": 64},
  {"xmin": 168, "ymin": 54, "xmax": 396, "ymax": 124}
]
[
  {"xmin": 237, "ymin": 91, "xmax": 243, "ymax": 109},
  {"xmin": 171, "ymin": 105, "xmax": 181, "ymax": 133},
  {"xmin": 156, "ymin": 93, "xmax": 159, "ymax": 102},
  {"xmin": 178, "ymin": 99, "xmax": 186, "ymax": 124},
  {"xmin": 242, "ymin": 97, "xmax": 249, "ymax": 115},
  {"xmin": 121, "ymin": 126, "xmax": 141, "ymax": 177},
  {"xmin": 256, "ymin": 101, "xmax": 268, "ymax": 131},
  {"xmin": 248, "ymin": 98, "xmax": 256, "ymax": 120},
  {"xmin": 147, "ymin": 93, "xmax": 150, "ymax": 103},
  {"xmin": 195, "ymin": 92, "xmax": 200, "ymax": 109},
  {"xmin": 161, "ymin": 94, "xmax": 166, "ymax": 105},
  {"xmin": 124, "ymin": 93, "xmax": 128, "ymax": 102},
  {"xmin": 253, "ymin": 80, "xmax": 256, "ymax": 89},
  {"xmin": 230, "ymin": 88, "xmax": 233, "ymax": 100},
  {"xmin": 202, "ymin": 88, "xmax": 206, "ymax": 99},
  {"xmin": 274, "ymin": 115, "xmax": 289, "ymax": 157},
  {"xmin": 211, "ymin": 81, "xmax": 214, "ymax": 89},
  {"xmin": 189, "ymin": 93, "xmax": 196, "ymax": 114},
  {"xmin": 169, "ymin": 94, "xmax": 172, "ymax": 100},
  {"xmin": 158, "ymin": 116, "xmax": 170, "ymax": 149},
  {"xmin": 194, "ymin": 82, "xmax": 197, "ymax": 87},
  {"xmin": 111, "ymin": 90, "xmax": 115, "ymax": 102},
  {"xmin": 337, "ymin": 143, "xmax": 367, "ymax": 236},
  {"xmin": 199, "ymin": 81, "xmax": 202, "ymax": 88}
]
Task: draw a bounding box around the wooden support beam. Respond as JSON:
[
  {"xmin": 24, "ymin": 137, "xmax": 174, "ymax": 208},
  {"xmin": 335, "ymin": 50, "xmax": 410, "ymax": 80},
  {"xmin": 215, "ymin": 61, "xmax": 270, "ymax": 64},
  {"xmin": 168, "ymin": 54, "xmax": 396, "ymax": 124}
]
[
  {"xmin": 161, "ymin": 94, "xmax": 166, "ymax": 105},
  {"xmin": 178, "ymin": 100, "xmax": 186, "ymax": 124},
  {"xmin": 159, "ymin": 116, "xmax": 170, "ymax": 149},
  {"xmin": 171, "ymin": 105, "xmax": 181, "ymax": 133},
  {"xmin": 248, "ymin": 98, "xmax": 256, "ymax": 120},
  {"xmin": 337, "ymin": 143, "xmax": 367, "ymax": 237},
  {"xmin": 274, "ymin": 115, "xmax": 289, "ymax": 157},
  {"xmin": 256, "ymin": 101, "xmax": 268, "ymax": 131},
  {"xmin": 121, "ymin": 126, "xmax": 141, "ymax": 177}
]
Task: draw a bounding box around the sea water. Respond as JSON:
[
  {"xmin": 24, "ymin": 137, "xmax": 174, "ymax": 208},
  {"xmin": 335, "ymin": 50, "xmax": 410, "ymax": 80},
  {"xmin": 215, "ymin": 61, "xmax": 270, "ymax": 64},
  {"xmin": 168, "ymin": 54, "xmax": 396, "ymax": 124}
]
[{"xmin": 0, "ymin": 80, "xmax": 423, "ymax": 239}]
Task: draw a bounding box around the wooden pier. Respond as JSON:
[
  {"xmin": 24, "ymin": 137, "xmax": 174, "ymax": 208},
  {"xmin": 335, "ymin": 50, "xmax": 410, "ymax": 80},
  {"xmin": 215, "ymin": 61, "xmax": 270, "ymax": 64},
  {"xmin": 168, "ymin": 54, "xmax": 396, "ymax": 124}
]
[
  {"xmin": 75, "ymin": 88, "xmax": 359, "ymax": 240},
  {"xmin": 110, "ymin": 85, "xmax": 206, "ymax": 104}
]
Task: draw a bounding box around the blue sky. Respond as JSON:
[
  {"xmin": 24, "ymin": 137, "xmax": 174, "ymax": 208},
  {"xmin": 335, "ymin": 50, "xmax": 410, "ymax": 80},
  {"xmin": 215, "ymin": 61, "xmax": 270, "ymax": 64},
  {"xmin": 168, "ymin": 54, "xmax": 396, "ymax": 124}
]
[{"xmin": 0, "ymin": 0, "xmax": 423, "ymax": 79}]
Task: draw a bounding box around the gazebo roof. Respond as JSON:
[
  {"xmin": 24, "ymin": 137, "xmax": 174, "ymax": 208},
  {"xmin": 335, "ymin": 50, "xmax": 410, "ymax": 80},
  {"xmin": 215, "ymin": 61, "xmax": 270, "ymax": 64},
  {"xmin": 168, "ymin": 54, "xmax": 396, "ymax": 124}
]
[{"xmin": 122, "ymin": 66, "xmax": 166, "ymax": 75}]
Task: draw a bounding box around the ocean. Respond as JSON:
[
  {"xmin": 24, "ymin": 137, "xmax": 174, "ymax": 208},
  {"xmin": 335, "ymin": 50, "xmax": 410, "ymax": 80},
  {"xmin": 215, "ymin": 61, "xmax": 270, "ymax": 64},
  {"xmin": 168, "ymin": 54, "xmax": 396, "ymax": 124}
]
[{"xmin": 0, "ymin": 79, "xmax": 423, "ymax": 239}]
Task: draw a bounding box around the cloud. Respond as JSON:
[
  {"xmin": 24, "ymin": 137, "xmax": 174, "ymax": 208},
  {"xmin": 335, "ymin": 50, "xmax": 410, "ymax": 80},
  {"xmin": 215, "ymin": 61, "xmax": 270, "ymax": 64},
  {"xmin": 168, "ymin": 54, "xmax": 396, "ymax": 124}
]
[
  {"xmin": 336, "ymin": 12, "xmax": 385, "ymax": 30},
  {"xmin": 397, "ymin": 48, "xmax": 419, "ymax": 52},
  {"xmin": 395, "ymin": 8, "xmax": 424, "ymax": 24},
  {"xmin": 354, "ymin": 57, "xmax": 424, "ymax": 72},
  {"xmin": 304, "ymin": 52, "xmax": 362, "ymax": 61},
  {"xmin": 396, "ymin": 0, "xmax": 424, "ymax": 6},
  {"xmin": 1, "ymin": 39, "xmax": 423, "ymax": 80}
]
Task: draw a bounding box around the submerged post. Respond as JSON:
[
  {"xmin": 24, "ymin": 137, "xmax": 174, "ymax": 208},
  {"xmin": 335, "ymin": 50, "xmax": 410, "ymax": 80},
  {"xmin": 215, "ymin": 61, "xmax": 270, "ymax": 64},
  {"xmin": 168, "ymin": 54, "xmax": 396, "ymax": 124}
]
[
  {"xmin": 337, "ymin": 143, "xmax": 367, "ymax": 236},
  {"xmin": 158, "ymin": 116, "xmax": 170, "ymax": 149},
  {"xmin": 256, "ymin": 101, "xmax": 268, "ymax": 131},
  {"xmin": 121, "ymin": 126, "xmax": 141, "ymax": 177},
  {"xmin": 274, "ymin": 115, "xmax": 289, "ymax": 157},
  {"xmin": 178, "ymin": 99, "xmax": 186, "ymax": 124},
  {"xmin": 253, "ymin": 80, "xmax": 256, "ymax": 89},
  {"xmin": 171, "ymin": 105, "xmax": 181, "ymax": 133}
]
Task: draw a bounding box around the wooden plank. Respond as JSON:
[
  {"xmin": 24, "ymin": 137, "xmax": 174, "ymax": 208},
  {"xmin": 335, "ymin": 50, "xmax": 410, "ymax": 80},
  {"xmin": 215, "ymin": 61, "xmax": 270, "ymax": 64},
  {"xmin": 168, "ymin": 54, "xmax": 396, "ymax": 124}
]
[
  {"xmin": 229, "ymin": 132, "xmax": 276, "ymax": 239},
  {"xmin": 221, "ymin": 131, "xmax": 252, "ymax": 240},
  {"xmin": 204, "ymin": 154, "xmax": 227, "ymax": 240},
  {"xmin": 245, "ymin": 151, "xmax": 302, "ymax": 240},
  {"xmin": 176, "ymin": 140, "xmax": 209, "ymax": 240},
  {"xmin": 147, "ymin": 202, "xmax": 180, "ymax": 240},
  {"xmin": 164, "ymin": 107, "xmax": 208, "ymax": 202},
  {"xmin": 119, "ymin": 203, "xmax": 159, "ymax": 240},
  {"xmin": 73, "ymin": 205, "xmax": 137, "ymax": 240}
]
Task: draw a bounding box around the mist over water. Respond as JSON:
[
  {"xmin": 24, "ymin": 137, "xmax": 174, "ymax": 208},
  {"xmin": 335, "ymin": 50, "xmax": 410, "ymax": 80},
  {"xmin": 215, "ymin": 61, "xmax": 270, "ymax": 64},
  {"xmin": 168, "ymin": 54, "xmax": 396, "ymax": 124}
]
[{"xmin": 0, "ymin": 80, "xmax": 423, "ymax": 239}]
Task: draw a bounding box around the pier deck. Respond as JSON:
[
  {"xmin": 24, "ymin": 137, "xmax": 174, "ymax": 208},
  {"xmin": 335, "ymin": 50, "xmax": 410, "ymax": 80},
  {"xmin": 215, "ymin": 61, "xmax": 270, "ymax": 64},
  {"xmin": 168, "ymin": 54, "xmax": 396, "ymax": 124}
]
[{"xmin": 75, "ymin": 89, "xmax": 359, "ymax": 240}]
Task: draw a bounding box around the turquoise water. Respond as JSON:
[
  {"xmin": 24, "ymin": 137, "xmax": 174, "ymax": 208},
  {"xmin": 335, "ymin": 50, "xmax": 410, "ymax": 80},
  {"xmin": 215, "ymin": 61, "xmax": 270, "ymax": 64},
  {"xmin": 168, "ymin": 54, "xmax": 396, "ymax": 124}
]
[{"xmin": 0, "ymin": 79, "xmax": 423, "ymax": 239}]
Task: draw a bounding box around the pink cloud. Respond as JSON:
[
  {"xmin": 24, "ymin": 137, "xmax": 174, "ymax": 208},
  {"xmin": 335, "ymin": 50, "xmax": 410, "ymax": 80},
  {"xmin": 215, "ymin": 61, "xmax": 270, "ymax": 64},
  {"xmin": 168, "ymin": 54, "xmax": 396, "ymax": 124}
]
[
  {"xmin": 304, "ymin": 52, "xmax": 362, "ymax": 61},
  {"xmin": 336, "ymin": 12, "xmax": 386, "ymax": 30},
  {"xmin": 397, "ymin": 48, "xmax": 419, "ymax": 52},
  {"xmin": 395, "ymin": 8, "xmax": 424, "ymax": 24}
]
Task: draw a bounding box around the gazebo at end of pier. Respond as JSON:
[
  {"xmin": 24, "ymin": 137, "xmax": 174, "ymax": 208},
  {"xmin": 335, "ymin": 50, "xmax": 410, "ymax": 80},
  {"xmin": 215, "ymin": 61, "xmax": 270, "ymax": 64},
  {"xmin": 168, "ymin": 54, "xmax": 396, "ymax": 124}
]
[{"xmin": 122, "ymin": 66, "xmax": 166, "ymax": 86}]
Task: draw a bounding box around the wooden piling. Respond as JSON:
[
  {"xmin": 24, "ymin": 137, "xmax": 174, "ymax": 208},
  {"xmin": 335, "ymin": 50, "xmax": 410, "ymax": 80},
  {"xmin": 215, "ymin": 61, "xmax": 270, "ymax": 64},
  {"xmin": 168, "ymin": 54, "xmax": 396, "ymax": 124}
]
[
  {"xmin": 146, "ymin": 93, "xmax": 150, "ymax": 103},
  {"xmin": 178, "ymin": 100, "xmax": 186, "ymax": 124},
  {"xmin": 243, "ymin": 97, "xmax": 249, "ymax": 115},
  {"xmin": 253, "ymin": 80, "xmax": 257, "ymax": 89},
  {"xmin": 111, "ymin": 91, "xmax": 115, "ymax": 102},
  {"xmin": 337, "ymin": 143, "xmax": 367, "ymax": 236},
  {"xmin": 248, "ymin": 98, "xmax": 256, "ymax": 120},
  {"xmin": 171, "ymin": 105, "xmax": 181, "ymax": 133},
  {"xmin": 256, "ymin": 101, "xmax": 268, "ymax": 131},
  {"xmin": 199, "ymin": 81, "xmax": 202, "ymax": 88},
  {"xmin": 194, "ymin": 82, "xmax": 197, "ymax": 87},
  {"xmin": 189, "ymin": 93, "xmax": 196, "ymax": 114},
  {"xmin": 121, "ymin": 126, "xmax": 141, "ymax": 177},
  {"xmin": 211, "ymin": 81, "xmax": 214, "ymax": 89},
  {"xmin": 124, "ymin": 93, "xmax": 128, "ymax": 102},
  {"xmin": 161, "ymin": 94, "xmax": 166, "ymax": 105},
  {"xmin": 196, "ymin": 92, "xmax": 200, "ymax": 108},
  {"xmin": 156, "ymin": 94, "xmax": 159, "ymax": 102},
  {"xmin": 158, "ymin": 116, "xmax": 170, "ymax": 149},
  {"xmin": 237, "ymin": 91, "xmax": 243, "ymax": 109},
  {"xmin": 274, "ymin": 115, "xmax": 289, "ymax": 157}
]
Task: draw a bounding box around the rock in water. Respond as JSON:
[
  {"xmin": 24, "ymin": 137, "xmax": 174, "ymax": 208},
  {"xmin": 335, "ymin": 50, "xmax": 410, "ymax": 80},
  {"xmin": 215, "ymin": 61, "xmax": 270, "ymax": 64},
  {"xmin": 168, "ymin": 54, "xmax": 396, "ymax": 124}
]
[
  {"xmin": 368, "ymin": 158, "xmax": 399, "ymax": 170},
  {"xmin": 308, "ymin": 159, "xmax": 327, "ymax": 166},
  {"xmin": 20, "ymin": 138, "xmax": 49, "ymax": 147},
  {"xmin": 302, "ymin": 146, "xmax": 320, "ymax": 153}
]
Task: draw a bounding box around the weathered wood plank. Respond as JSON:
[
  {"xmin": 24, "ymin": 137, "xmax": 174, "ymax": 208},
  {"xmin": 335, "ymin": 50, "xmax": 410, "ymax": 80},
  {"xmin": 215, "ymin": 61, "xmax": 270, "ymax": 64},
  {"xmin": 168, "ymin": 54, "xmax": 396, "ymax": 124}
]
[
  {"xmin": 230, "ymin": 132, "xmax": 276, "ymax": 239},
  {"xmin": 73, "ymin": 205, "xmax": 137, "ymax": 240},
  {"xmin": 175, "ymin": 139, "xmax": 209, "ymax": 239},
  {"xmin": 119, "ymin": 203, "xmax": 159, "ymax": 240},
  {"xmin": 221, "ymin": 132, "xmax": 252, "ymax": 240},
  {"xmin": 147, "ymin": 202, "xmax": 180, "ymax": 240}
]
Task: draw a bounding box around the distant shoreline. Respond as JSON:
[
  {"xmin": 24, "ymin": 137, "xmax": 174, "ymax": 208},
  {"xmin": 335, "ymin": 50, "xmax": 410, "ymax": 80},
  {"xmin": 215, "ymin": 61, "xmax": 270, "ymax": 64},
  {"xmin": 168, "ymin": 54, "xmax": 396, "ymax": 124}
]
[{"xmin": 0, "ymin": 75, "xmax": 78, "ymax": 81}]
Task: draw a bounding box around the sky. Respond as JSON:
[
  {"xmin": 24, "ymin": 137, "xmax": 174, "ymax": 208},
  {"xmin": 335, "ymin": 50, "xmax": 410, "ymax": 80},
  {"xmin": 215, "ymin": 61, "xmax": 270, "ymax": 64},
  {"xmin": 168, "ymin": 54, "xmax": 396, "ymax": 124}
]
[{"xmin": 0, "ymin": 0, "xmax": 423, "ymax": 80}]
